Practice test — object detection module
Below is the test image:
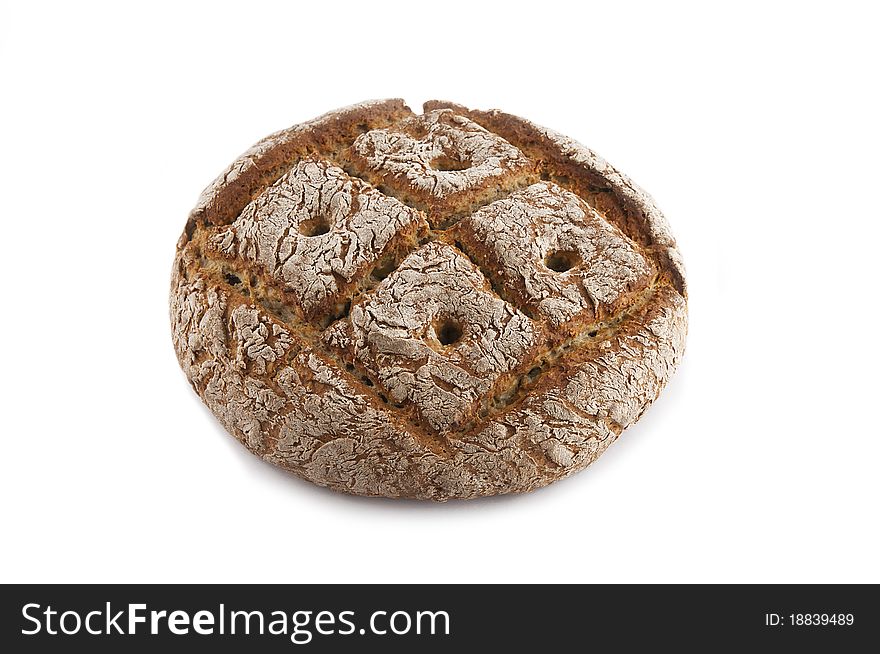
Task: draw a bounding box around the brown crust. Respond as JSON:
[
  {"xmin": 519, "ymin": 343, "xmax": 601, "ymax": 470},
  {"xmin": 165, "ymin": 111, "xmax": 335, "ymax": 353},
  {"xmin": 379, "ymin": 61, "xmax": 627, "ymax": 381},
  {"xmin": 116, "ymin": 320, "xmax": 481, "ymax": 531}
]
[
  {"xmin": 342, "ymin": 108, "xmax": 535, "ymax": 226},
  {"xmin": 185, "ymin": 99, "xmax": 412, "ymax": 235},
  {"xmin": 170, "ymin": 99, "xmax": 688, "ymax": 500},
  {"xmin": 424, "ymin": 99, "xmax": 687, "ymax": 296},
  {"xmin": 449, "ymin": 181, "xmax": 655, "ymax": 341}
]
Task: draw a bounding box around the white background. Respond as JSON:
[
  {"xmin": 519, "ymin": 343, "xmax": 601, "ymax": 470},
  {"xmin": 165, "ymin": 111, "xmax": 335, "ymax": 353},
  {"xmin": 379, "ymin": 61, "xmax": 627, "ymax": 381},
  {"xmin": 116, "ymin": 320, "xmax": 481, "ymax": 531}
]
[{"xmin": 1, "ymin": 1, "xmax": 877, "ymax": 584}]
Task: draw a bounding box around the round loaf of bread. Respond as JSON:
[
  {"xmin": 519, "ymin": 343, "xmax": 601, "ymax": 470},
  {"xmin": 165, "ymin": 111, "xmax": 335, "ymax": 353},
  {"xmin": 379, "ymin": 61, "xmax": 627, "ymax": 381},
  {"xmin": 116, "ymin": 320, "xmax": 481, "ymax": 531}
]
[{"xmin": 170, "ymin": 99, "xmax": 688, "ymax": 500}]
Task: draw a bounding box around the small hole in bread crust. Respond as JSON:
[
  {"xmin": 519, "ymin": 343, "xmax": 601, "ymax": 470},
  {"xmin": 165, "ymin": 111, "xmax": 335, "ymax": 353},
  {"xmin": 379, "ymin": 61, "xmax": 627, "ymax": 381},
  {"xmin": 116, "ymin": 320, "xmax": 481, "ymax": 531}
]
[
  {"xmin": 370, "ymin": 255, "xmax": 399, "ymax": 282},
  {"xmin": 299, "ymin": 218, "xmax": 331, "ymax": 237},
  {"xmin": 436, "ymin": 318, "xmax": 464, "ymax": 346},
  {"xmin": 224, "ymin": 273, "xmax": 241, "ymax": 285},
  {"xmin": 430, "ymin": 155, "xmax": 471, "ymax": 172},
  {"xmin": 545, "ymin": 249, "xmax": 581, "ymax": 273}
]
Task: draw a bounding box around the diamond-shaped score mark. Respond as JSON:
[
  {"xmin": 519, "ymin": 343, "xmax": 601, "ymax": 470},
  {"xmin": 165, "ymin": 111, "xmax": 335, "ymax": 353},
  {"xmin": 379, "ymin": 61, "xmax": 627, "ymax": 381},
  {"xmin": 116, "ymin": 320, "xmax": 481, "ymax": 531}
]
[
  {"xmin": 452, "ymin": 182, "xmax": 653, "ymax": 336},
  {"xmin": 347, "ymin": 109, "xmax": 533, "ymax": 224},
  {"xmin": 210, "ymin": 158, "xmax": 426, "ymax": 322},
  {"xmin": 346, "ymin": 242, "xmax": 540, "ymax": 433}
]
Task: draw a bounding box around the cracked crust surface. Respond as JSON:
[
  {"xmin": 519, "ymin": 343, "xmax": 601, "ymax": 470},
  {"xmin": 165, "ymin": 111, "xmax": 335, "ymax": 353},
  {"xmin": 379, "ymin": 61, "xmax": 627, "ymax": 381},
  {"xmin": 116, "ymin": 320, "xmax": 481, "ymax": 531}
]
[
  {"xmin": 209, "ymin": 158, "xmax": 426, "ymax": 320},
  {"xmin": 346, "ymin": 109, "xmax": 533, "ymax": 224},
  {"xmin": 170, "ymin": 98, "xmax": 688, "ymax": 500},
  {"xmin": 338, "ymin": 242, "xmax": 540, "ymax": 433},
  {"xmin": 452, "ymin": 181, "xmax": 653, "ymax": 335}
]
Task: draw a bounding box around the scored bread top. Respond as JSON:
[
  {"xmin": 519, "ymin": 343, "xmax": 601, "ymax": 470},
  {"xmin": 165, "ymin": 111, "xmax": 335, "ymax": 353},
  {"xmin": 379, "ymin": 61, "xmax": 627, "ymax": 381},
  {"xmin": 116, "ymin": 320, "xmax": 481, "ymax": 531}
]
[
  {"xmin": 209, "ymin": 158, "xmax": 426, "ymax": 321},
  {"xmin": 171, "ymin": 99, "xmax": 688, "ymax": 500},
  {"xmin": 327, "ymin": 241, "xmax": 541, "ymax": 434},
  {"xmin": 347, "ymin": 109, "xmax": 532, "ymax": 224},
  {"xmin": 451, "ymin": 181, "xmax": 653, "ymax": 336}
]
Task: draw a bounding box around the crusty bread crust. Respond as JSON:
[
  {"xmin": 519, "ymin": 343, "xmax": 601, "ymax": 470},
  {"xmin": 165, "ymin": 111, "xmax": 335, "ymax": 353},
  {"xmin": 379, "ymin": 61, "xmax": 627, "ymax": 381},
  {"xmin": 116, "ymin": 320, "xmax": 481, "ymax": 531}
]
[{"xmin": 170, "ymin": 99, "xmax": 688, "ymax": 500}]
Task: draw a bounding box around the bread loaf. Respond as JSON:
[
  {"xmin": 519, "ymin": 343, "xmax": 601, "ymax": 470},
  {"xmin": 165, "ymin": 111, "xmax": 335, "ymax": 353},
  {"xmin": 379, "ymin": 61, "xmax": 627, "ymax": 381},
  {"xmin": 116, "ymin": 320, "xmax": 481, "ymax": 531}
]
[{"xmin": 170, "ymin": 99, "xmax": 688, "ymax": 500}]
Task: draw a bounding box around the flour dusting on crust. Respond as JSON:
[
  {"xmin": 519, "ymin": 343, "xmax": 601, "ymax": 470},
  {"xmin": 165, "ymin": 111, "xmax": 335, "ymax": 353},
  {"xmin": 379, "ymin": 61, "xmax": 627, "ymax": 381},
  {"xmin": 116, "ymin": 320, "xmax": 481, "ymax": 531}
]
[{"xmin": 170, "ymin": 99, "xmax": 688, "ymax": 500}]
